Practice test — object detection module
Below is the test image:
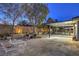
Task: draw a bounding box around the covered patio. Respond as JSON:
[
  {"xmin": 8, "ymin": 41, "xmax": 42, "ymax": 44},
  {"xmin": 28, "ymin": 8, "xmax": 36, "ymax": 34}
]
[{"xmin": 47, "ymin": 20, "xmax": 79, "ymax": 41}]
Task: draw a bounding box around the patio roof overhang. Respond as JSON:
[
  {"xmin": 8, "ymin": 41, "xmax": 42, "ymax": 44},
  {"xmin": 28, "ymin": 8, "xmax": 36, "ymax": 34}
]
[{"xmin": 47, "ymin": 20, "xmax": 79, "ymax": 27}]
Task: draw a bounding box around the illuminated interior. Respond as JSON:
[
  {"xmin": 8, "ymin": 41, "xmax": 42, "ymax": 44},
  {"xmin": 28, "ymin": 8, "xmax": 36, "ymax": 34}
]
[{"xmin": 15, "ymin": 27, "xmax": 22, "ymax": 34}]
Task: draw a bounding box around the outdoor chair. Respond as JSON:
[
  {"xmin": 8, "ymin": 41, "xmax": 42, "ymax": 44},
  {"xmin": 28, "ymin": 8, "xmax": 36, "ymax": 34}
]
[
  {"xmin": 28, "ymin": 33, "xmax": 37, "ymax": 39},
  {"xmin": 36, "ymin": 35, "xmax": 42, "ymax": 38},
  {"xmin": 25, "ymin": 34, "xmax": 30, "ymax": 39}
]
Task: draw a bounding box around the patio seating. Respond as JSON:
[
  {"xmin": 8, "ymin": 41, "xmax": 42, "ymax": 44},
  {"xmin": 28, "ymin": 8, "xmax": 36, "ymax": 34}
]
[
  {"xmin": 36, "ymin": 35, "xmax": 42, "ymax": 38},
  {"xmin": 0, "ymin": 33, "xmax": 11, "ymax": 40},
  {"xmin": 28, "ymin": 33, "xmax": 37, "ymax": 38}
]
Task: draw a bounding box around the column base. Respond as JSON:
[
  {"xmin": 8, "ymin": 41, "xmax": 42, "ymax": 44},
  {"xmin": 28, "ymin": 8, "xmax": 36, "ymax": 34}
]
[{"xmin": 72, "ymin": 36, "xmax": 79, "ymax": 41}]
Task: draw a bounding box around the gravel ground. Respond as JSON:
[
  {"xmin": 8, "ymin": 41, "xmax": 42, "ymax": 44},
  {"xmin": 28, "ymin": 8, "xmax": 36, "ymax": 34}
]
[
  {"xmin": 23, "ymin": 39, "xmax": 79, "ymax": 56},
  {"xmin": 0, "ymin": 36, "xmax": 79, "ymax": 56}
]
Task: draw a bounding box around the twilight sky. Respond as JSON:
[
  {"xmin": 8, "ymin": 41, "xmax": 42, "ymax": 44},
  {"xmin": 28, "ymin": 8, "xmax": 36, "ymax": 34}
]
[
  {"xmin": 47, "ymin": 3, "xmax": 79, "ymax": 22},
  {"xmin": 0, "ymin": 3, "xmax": 79, "ymax": 23}
]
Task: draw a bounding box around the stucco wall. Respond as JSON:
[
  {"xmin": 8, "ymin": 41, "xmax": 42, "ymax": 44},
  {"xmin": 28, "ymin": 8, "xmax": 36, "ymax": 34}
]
[{"xmin": 0, "ymin": 25, "xmax": 49, "ymax": 34}]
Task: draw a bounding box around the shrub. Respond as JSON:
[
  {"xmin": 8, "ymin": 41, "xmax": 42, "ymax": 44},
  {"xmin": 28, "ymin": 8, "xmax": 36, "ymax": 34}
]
[{"xmin": 0, "ymin": 33, "xmax": 11, "ymax": 40}]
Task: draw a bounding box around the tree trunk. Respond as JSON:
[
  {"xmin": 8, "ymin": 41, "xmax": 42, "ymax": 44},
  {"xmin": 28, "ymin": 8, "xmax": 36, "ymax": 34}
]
[
  {"xmin": 32, "ymin": 17, "xmax": 37, "ymax": 34},
  {"xmin": 11, "ymin": 19, "xmax": 15, "ymax": 40},
  {"xmin": 32, "ymin": 24, "xmax": 36, "ymax": 34}
]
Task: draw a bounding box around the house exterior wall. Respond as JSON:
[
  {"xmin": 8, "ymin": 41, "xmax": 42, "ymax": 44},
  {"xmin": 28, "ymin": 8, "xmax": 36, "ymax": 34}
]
[
  {"xmin": 14, "ymin": 26, "xmax": 49, "ymax": 34},
  {"xmin": 0, "ymin": 25, "xmax": 12, "ymax": 34},
  {"xmin": 14, "ymin": 26, "xmax": 33, "ymax": 34},
  {"xmin": 0, "ymin": 25, "xmax": 49, "ymax": 35}
]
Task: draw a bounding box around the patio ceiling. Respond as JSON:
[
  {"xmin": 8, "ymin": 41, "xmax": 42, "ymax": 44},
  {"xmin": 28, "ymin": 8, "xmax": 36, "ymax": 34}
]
[{"xmin": 47, "ymin": 20, "xmax": 78, "ymax": 27}]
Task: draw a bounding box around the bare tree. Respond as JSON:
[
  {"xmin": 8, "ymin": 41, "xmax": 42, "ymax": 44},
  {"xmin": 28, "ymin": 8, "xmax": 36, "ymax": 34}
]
[
  {"xmin": 22, "ymin": 3, "xmax": 49, "ymax": 33},
  {"xmin": 0, "ymin": 3, "xmax": 23, "ymax": 39}
]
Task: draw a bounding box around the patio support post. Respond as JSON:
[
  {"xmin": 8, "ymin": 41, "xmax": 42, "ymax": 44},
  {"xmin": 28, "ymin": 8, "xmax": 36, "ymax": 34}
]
[
  {"xmin": 75, "ymin": 21, "xmax": 79, "ymax": 40},
  {"xmin": 73, "ymin": 24, "xmax": 75, "ymax": 38},
  {"xmin": 48, "ymin": 25, "xmax": 51, "ymax": 38}
]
